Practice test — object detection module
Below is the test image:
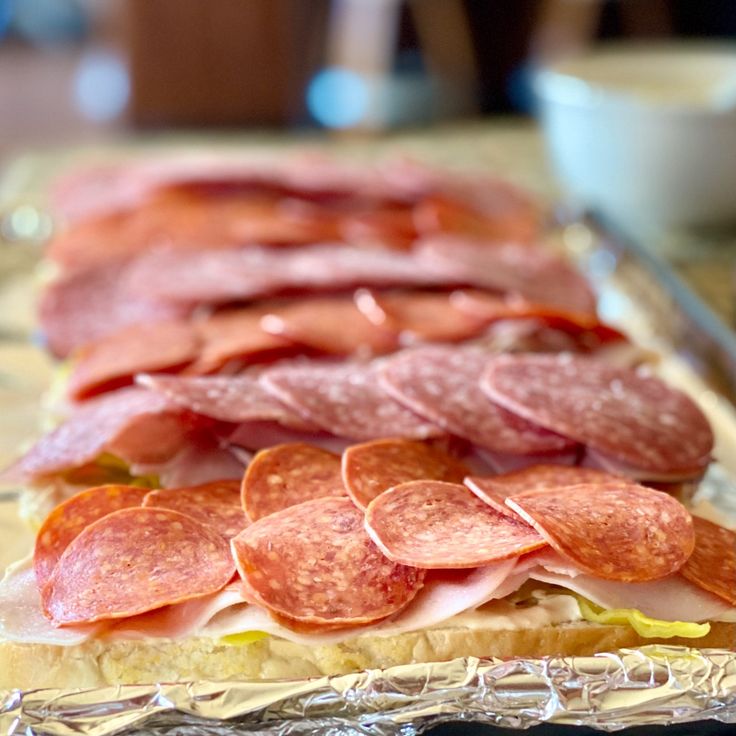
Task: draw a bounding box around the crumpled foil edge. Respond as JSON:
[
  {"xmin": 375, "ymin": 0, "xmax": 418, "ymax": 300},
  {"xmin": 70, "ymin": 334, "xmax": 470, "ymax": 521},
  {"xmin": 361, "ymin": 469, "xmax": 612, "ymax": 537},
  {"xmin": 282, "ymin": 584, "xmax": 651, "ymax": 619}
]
[{"xmin": 2, "ymin": 645, "xmax": 735, "ymax": 736}]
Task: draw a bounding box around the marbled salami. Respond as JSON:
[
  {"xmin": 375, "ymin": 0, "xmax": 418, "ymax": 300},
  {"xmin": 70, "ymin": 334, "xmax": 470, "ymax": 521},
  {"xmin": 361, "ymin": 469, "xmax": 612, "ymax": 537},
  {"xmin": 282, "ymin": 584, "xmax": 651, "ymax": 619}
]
[
  {"xmin": 231, "ymin": 496, "xmax": 424, "ymax": 626},
  {"xmin": 342, "ymin": 438, "xmax": 468, "ymax": 509},
  {"xmin": 378, "ymin": 345, "xmax": 575, "ymax": 455},
  {"xmin": 364, "ymin": 480, "xmax": 546, "ymax": 568},
  {"xmin": 481, "ymin": 354, "xmax": 714, "ymax": 480},
  {"xmin": 506, "ymin": 482, "xmax": 695, "ymax": 582},
  {"xmin": 242, "ymin": 443, "xmax": 345, "ymax": 521},
  {"xmin": 44, "ymin": 507, "xmax": 234, "ymax": 625},
  {"xmin": 261, "ymin": 362, "xmax": 442, "ymax": 440}
]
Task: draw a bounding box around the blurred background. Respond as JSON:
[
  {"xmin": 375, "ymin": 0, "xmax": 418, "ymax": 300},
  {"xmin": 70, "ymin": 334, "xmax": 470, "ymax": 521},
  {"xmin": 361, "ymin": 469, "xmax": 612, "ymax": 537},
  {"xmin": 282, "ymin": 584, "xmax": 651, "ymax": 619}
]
[{"xmin": 1, "ymin": 0, "xmax": 735, "ymax": 159}]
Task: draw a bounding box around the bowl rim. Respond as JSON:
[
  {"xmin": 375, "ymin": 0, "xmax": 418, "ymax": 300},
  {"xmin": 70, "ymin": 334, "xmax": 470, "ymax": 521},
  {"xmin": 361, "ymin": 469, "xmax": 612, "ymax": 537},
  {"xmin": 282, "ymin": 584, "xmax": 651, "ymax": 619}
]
[{"xmin": 534, "ymin": 41, "xmax": 736, "ymax": 117}]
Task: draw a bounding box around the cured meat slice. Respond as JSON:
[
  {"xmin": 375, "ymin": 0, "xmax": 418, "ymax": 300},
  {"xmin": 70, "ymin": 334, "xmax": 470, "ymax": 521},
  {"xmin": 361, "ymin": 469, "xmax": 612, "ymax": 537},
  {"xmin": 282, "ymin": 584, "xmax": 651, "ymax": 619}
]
[
  {"xmin": 377, "ymin": 345, "xmax": 575, "ymax": 455},
  {"xmin": 68, "ymin": 321, "xmax": 200, "ymax": 399},
  {"xmin": 34, "ymin": 485, "xmax": 148, "ymax": 592},
  {"xmin": 365, "ymin": 480, "xmax": 547, "ymax": 568},
  {"xmin": 465, "ymin": 465, "xmax": 625, "ymax": 514},
  {"xmin": 481, "ymin": 354, "xmax": 714, "ymax": 480},
  {"xmin": 188, "ymin": 308, "xmax": 296, "ymax": 374},
  {"xmin": 231, "ymin": 496, "xmax": 424, "ymax": 626},
  {"xmin": 39, "ymin": 258, "xmax": 191, "ymax": 358},
  {"xmin": 125, "ymin": 246, "xmax": 286, "ymax": 305},
  {"xmin": 355, "ymin": 290, "xmax": 487, "ymax": 343},
  {"xmin": 1, "ymin": 388, "xmax": 194, "ymax": 482},
  {"xmin": 506, "ymin": 482, "xmax": 695, "ymax": 582},
  {"xmin": 415, "ymin": 235, "xmax": 596, "ymax": 314},
  {"xmin": 138, "ymin": 373, "xmax": 316, "ymax": 429},
  {"xmin": 143, "ymin": 480, "xmax": 248, "ymax": 538},
  {"xmin": 261, "ymin": 362, "xmax": 442, "ymax": 440},
  {"xmin": 260, "ymin": 298, "xmax": 399, "ymax": 356},
  {"xmin": 342, "ymin": 438, "xmax": 468, "ymax": 509},
  {"xmin": 680, "ymin": 516, "xmax": 736, "ymax": 605},
  {"xmin": 242, "ymin": 443, "xmax": 346, "ymax": 521},
  {"xmin": 44, "ymin": 507, "xmax": 235, "ymax": 625}
]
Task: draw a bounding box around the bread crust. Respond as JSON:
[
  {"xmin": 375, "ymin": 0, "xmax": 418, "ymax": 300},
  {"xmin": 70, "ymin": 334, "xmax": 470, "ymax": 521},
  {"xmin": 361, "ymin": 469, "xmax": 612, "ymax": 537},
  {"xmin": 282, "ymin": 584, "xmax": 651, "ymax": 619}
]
[{"xmin": 2, "ymin": 621, "xmax": 734, "ymax": 690}]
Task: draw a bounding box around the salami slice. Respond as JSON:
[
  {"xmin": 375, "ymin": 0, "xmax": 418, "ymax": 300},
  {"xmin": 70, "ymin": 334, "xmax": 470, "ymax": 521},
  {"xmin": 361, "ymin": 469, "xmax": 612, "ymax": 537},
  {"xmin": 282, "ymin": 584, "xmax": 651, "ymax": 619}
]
[
  {"xmin": 261, "ymin": 298, "xmax": 399, "ymax": 356},
  {"xmin": 465, "ymin": 465, "xmax": 624, "ymax": 514},
  {"xmin": 1, "ymin": 388, "xmax": 191, "ymax": 482},
  {"xmin": 355, "ymin": 291, "xmax": 487, "ymax": 343},
  {"xmin": 231, "ymin": 496, "xmax": 424, "ymax": 626},
  {"xmin": 506, "ymin": 482, "xmax": 695, "ymax": 582},
  {"xmin": 342, "ymin": 438, "xmax": 469, "ymax": 509},
  {"xmin": 481, "ymin": 354, "xmax": 714, "ymax": 480},
  {"xmin": 44, "ymin": 507, "xmax": 235, "ymax": 625},
  {"xmin": 680, "ymin": 516, "xmax": 736, "ymax": 605},
  {"xmin": 377, "ymin": 345, "xmax": 575, "ymax": 455},
  {"xmin": 138, "ymin": 373, "xmax": 316, "ymax": 429},
  {"xmin": 34, "ymin": 485, "xmax": 148, "ymax": 592},
  {"xmin": 415, "ymin": 235, "xmax": 596, "ymax": 314},
  {"xmin": 364, "ymin": 481, "xmax": 546, "ymax": 568},
  {"xmin": 242, "ymin": 443, "xmax": 346, "ymax": 521},
  {"xmin": 39, "ymin": 258, "xmax": 191, "ymax": 358},
  {"xmin": 143, "ymin": 480, "xmax": 248, "ymax": 538},
  {"xmin": 188, "ymin": 308, "xmax": 296, "ymax": 374},
  {"xmin": 68, "ymin": 320, "xmax": 200, "ymax": 399},
  {"xmin": 261, "ymin": 362, "xmax": 442, "ymax": 440}
]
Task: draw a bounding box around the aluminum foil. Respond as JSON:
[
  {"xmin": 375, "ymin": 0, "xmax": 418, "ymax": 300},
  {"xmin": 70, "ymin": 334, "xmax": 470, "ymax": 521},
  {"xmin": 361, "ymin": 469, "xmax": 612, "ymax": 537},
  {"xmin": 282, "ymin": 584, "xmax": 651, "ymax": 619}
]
[{"xmin": 2, "ymin": 646, "xmax": 735, "ymax": 735}]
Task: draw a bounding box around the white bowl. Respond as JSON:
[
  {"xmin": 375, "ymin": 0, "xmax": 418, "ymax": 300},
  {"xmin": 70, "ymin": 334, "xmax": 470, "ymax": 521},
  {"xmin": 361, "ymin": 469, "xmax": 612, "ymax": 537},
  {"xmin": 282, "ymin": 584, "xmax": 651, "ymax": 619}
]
[{"xmin": 535, "ymin": 44, "xmax": 736, "ymax": 228}]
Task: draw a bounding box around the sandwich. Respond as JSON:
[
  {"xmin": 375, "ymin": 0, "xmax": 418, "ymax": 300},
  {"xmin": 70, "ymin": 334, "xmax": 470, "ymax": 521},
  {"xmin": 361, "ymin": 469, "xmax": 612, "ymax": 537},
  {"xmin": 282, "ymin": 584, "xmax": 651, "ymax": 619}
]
[{"xmin": 1, "ymin": 438, "xmax": 733, "ymax": 690}]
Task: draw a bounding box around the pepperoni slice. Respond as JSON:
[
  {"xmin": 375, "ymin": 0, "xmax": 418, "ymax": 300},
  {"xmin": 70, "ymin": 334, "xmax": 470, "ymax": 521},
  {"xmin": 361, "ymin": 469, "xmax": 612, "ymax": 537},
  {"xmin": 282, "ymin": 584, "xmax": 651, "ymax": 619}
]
[
  {"xmin": 261, "ymin": 297, "xmax": 399, "ymax": 356},
  {"xmin": 465, "ymin": 465, "xmax": 624, "ymax": 515},
  {"xmin": 377, "ymin": 345, "xmax": 574, "ymax": 455},
  {"xmin": 415, "ymin": 235, "xmax": 596, "ymax": 314},
  {"xmin": 680, "ymin": 516, "xmax": 736, "ymax": 605},
  {"xmin": 143, "ymin": 480, "xmax": 248, "ymax": 538},
  {"xmin": 68, "ymin": 321, "xmax": 200, "ymax": 399},
  {"xmin": 231, "ymin": 496, "xmax": 424, "ymax": 626},
  {"xmin": 34, "ymin": 484, "xmax": 148, "ymax": 592},
  {"xmin": 261, "ymin": 362, "xmax": 442, "ymax": 441},
  {"xmin": 242, "ymin": 443, "xmax": 345, "ymax": 521},
  {"xmin": 44, "ymin": 507, "xmax": 235, "ymax": 625},
  {"xmin": 506, "ymin": 482, "xmax": 695, "ymax": 582},
  {"xmin": 342, "ymin": 438, "xmax": 468, "ymax": 509},
  {"xmin": 355, "ymin": 291, "xmax": 486, "ymax": 343},
  {"xmin": 481, "ymin": 354, "xmax": 714, "ymax": 480},
  {"xmin": 364, "ymin": 480, "xmax": 546, "ymax": 568}
]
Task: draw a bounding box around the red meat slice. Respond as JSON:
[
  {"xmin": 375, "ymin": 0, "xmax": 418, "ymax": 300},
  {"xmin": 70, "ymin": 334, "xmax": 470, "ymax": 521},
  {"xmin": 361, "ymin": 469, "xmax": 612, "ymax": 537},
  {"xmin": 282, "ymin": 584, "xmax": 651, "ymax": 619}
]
[
  {"xmin": 33, "ymin": 484, "xmax": 148, "ymax": 592},
  {"xmin": 242, "ymin": 443, "xmax": 346, "ymax": 521},
  {"xmin": 231, "ymin": 496, "xmax": 424, "ymax": 627},
  {"xmin": 364, "ymin": 480, "xmax": 546, "ymax": 568},
  {"xmin": 143, "ymin": 480, "xmax": 248, "ymax": 539},
  {"xmin": 44, "ymin": 507, "xmax": 235, "ymax": 625},
  {"xmin": 481, "ymin": 354, "xmax": 714, "ymax": 480},
  {"xmin": 506, "ymin": 482, "xmax": 695, "ymax": 582},
  {"xmin": 377, "ymin": 345, "xmax": 575, "ymax": 456},
  {"xmin": 342, "ymin": 438, "xmax": 468, "ymax": 509},
  {"xmin": 261, "ymin": 362, "xmax": 442, "ymax": 441}
]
